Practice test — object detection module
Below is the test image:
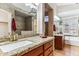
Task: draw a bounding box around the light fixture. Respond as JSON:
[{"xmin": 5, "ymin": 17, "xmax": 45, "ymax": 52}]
[
  {"xmin": 54, "ymin": 16, "xmax": 60, "ymax": 21},
  {"xmin": 25, "ymin": 3, "xmax": 38, "ymax": 9}
]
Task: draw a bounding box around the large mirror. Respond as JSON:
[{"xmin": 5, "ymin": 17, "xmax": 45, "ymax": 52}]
[
  {"xmin": 0, "ymin": 3, "xmax": 38, "ymax": 42},
  {"xmin": 15, "ymin": 10, "xmax": 33, "ymax": 35}
]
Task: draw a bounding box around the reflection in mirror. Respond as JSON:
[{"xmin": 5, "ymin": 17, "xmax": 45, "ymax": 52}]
[
  {"xmin": 14, "ymin": 3, "xmax": 38, "ymax": 38},
  {"xmin": 0, "ymin": 3, "xmax": 38, "ymax": 43},
  {"xmin": 54, "ymin": 16, "xmax": 62, "ymax": 34},
  {"xmin": 15, "ymin": 10, "xmax": 33, "ymax": 35}
]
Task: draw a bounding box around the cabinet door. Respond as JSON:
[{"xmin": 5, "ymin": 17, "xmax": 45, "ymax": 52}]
[
  {"xmin": 38, "ymin": 53, "xmax": 44, "ymax": 56},
  {"xmin": 22, "ymin": 46, "xmax": 43, "ymax": 56},
  {"xmin": 43, "ymin": 41, "xmax": 53, "ymax": 56},
  {"xmin": 44, "ymin": 41, "xmax": 53, "ymax": 50},
  {"xmin": 49, "ymin": 52, "xmax": 53, "ymax": 56},
  {"xmin": 55, "ymin": 36, "xmax": 63, "ymax": 50},
  {"xmin": 44, "ymin": 46, "xmax": 53, "ymax": 56}
]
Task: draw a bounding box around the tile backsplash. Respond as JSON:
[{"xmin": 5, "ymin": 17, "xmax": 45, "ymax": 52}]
[{"xmin": 0, "ymin": 31, "xmax": 35, "ymax": 42}]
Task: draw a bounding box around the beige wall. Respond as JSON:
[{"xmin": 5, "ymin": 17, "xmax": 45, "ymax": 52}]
[
  {"xmin": 37, "ymin": 3, "xmax": 45, "ymax": 34},
  {"xmin": 0, "ymin": 3, "xmax": 15, "ymax": 17}
]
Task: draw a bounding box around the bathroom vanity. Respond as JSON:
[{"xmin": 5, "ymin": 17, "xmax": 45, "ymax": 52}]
[
  {"xmin": 0, "ymin": 36, "xmax": 54, "ymax": 56},
  {"xmin": 17, "ymin": 36, "xmax": 54, "ymax": 56},
  {"xmin": 20, "ymin": 40, "xmax": 53, "ymax": 56}
]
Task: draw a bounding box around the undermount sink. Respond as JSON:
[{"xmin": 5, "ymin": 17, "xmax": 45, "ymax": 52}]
[
  {"xmin": 0, "ymin": 40, "xmax": 33, "ymax": 52},
  {"xmin": 22, "ymin": 37, "xmax": 42, "ymax": 43}
]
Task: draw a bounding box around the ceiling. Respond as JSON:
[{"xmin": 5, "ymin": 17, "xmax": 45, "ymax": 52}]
[
  {"xmin": 55, "ymin": 3, "xmax": 76, "ymax": 7},
  {"xmin": 12, "ymin": 3, "xmax": 79, "ymax": 18},
  {"xmin": 49, "ymin": 3, "xmax": 79, "ymax": 17}
]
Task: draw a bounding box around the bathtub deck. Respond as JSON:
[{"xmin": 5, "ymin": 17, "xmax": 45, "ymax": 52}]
[{"xmin": 65, "ymin": 36, "xmax": 79, "ymax": 46}]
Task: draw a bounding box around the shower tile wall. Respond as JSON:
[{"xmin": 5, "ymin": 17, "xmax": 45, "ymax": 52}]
[
  {"xmin": 15, "ymin": 15, "xmax": 32, "ymax": 35},
  {"xmin": 15, "ymin": 15, "xmax": 26, "ymax": 35}
]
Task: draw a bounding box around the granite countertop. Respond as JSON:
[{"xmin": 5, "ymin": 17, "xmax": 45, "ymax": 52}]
[
  {"xmin": 54, "ymin": 34, "xmax": 64, "ymax": 36},
  {"xmin": 53, "ymin": 32, "xmax": 63, "ymax": 36},
  {"xmin": 0, "ymin": 36, "xmax": 54, "ymax": 56}
]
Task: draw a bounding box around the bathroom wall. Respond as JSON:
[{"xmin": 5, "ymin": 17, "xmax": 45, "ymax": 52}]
[
  {"xmin": 37, "ymin": 4, "xmax": 45, "ymax": 34},
  {"xmin": 0, "ymin": 3, "xmax": 14, "ymax": 42},
  {"xmin": 25, "ymin": 16, "xmax": 32, "ymax": 31},
  {"xmin": 0, "ymin": 3, "xmax": 15, "ymax": 17}
]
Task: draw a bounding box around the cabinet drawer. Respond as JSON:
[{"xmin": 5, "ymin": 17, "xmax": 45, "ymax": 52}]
[
  {"xmin": 22, "ymin": 45, "xmax": 43, "ymax": 56},
  {"xmin": 44, "ymin": 46, "xmax": 53, "ymax": 56},
  {"xmin": 44, "ymin": 41, "xmax": 53, "ymax": 50}
]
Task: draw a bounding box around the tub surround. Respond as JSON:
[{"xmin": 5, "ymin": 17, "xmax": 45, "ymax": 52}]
[{"xmin": 0, "ymin": 36, "xmax": 54, "ymax": 56}]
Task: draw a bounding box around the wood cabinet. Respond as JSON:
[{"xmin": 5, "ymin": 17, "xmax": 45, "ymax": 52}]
[
  {"xmin": 22, "ymin": 46, "xmax": 43, "ymax": 56},
  {"xmin": 44, "ymin": 41, "xmax": 53, "ymax": 56},
  {"xmin": 17, "ymin": 40, "xmax": 53, "ymax": 56},
  {"xmin": 39, "ymin": 53, "xmax": 44, "ymax": 56},
  {"xmin": 44, "ymin": 41, "xmax": 53, "ymax": 50},
  {"xmin": 54, "ymin": 35, "xmax": 64, "ymax": 50},
  {"xmin": 49, "ymin": 52, "xmax": 53, "ymax": 56}
]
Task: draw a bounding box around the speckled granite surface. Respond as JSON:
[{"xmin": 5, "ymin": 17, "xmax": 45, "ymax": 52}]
[{"xmin": 0, "ymin": 36, "xmax": 54, "ymax": 56}]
